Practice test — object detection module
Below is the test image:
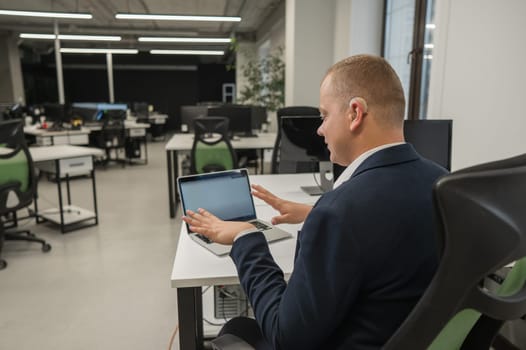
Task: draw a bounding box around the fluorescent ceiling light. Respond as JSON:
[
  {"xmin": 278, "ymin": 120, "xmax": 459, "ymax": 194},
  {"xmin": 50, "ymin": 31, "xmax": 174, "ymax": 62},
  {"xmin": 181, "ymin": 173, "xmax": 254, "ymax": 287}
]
[
  {"xmin": 60, "ymin": 48, "xmax": 138, "ymax": 54},
  {"xmin": 150, "ymin": 49, "xmax": 224, "ymax": 56},
  {"xmin": 139, "ymin": 37, "xmax": 231, "ymax": 43},
  {"xmin": 115, "ymin": 13, "xmax": 241, "ymax": 22},
  {"xmin": 20, "ymin": 33, "xmax": 121, "ymax": 41},
  {"xmin": 0, "ymin": 9, "xmax": 92, "ymax": 19}
]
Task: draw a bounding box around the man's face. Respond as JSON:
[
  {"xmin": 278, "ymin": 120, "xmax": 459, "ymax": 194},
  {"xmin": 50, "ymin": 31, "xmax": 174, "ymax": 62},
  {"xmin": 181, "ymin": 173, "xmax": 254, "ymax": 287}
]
[{"xmin": 318, "ymin": 75, "xmax": 352, "ymax": 166}]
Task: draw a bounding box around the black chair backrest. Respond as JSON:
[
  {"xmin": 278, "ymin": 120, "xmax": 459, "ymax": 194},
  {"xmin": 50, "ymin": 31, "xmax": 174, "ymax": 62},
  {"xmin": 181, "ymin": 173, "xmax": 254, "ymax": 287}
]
[
  {"xmin": 384, "ymin": 153, "xmax": 526, "ymax": 350},
  {"xmin": 272, "ymin": 106, "xmax": 320, "ymax": 174}
]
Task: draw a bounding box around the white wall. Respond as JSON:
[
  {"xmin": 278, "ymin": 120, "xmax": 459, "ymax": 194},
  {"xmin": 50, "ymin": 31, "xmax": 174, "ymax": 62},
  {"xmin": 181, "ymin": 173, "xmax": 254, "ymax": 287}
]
[{"xmin": 428, "ymin": 0, "xmax": 526, "ymax": 169}]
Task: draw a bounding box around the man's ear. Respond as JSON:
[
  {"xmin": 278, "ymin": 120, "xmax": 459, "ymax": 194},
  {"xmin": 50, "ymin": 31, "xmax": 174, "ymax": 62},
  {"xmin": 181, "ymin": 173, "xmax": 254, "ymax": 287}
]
[{"xmin": 349, "ymin": 97, "xmax": 367, "ymax": 131}]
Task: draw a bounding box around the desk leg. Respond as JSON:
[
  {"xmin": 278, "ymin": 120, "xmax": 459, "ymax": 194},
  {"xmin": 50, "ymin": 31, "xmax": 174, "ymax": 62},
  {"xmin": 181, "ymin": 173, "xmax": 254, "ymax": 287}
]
[
  {"xmin": 55, "ymin": 160, "xmax": 66, "ymax": 233},
  {"xmin": 167, "ymin": 150, "xmax": 175, "ymax": 218},
  {"xmin": 91, "ymin": 167, "xmax": 99, "ymax": 225},
  {"xmin": 178, "ymin": 287, "xmax": 204, "ymax": 350},
  {"xmin": 259, "ymin": 149, "xmax": 264, "ymax": 174}
]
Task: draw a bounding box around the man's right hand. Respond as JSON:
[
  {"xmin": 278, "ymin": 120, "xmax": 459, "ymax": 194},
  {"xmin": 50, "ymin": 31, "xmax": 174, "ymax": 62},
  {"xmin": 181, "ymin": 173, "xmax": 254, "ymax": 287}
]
[{"xmin": 251, "ymin": 184, "xmax": 312, "ymax": 225}]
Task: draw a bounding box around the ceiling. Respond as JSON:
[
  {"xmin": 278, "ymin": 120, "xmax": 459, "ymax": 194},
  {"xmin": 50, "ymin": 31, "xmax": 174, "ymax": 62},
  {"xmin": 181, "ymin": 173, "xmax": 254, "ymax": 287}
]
[{"xmin": 0, "ymin": 0, "xmax": 283, "ymax": 54}]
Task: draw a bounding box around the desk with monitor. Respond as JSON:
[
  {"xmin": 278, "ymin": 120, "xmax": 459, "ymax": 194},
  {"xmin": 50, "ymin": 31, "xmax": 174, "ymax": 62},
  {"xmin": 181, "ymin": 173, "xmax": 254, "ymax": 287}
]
[
  {"xmin": 171, "ymin": 173, "xmax": 321, "ymax": 350},
  {"xmin": 165, "ymin": 132, "xmax": 277, "ymax": 218}
]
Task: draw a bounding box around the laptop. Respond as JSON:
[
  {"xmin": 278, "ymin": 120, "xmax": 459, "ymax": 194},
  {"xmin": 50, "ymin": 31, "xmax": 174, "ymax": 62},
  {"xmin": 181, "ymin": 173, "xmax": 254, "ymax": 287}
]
[{"xmin": 178, "ymin": 169, "xmax": 292, "ymax": 256}]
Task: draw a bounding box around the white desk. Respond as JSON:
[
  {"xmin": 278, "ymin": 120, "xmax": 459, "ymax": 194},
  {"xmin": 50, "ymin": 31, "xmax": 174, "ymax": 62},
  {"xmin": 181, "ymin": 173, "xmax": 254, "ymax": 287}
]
[
  {"xmin": 171, "ymin": 173, "xmax": 320, "ymax": 349},
  {"xmin": 30, "ymin": 145, "xmax": 104, "ymax": 233},
  {"xmin": 24, "ymin": 126, "xmax": 91, "ymax": 146},
  {"xmin": 165, "ymin": 132, "xmax": 277, "ymax": 218}
]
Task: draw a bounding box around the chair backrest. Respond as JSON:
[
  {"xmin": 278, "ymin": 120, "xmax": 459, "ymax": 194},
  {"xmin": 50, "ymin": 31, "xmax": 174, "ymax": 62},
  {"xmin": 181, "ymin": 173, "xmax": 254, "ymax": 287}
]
[
  {"xmin": 99, "ymin": 117, "xmax": 126, "ymax": 148},
  {"xmin": 272, "ymin": 106, "xmax": 320, "ymax": 174},
  {"xmin": 190, "ymin": 117, "xmax": 237, "ymax": 174},
  {"xmin": 0, "ymin": 120, "xmax": 36, "ymax": 215},
  {"xmin": 384, "ymin": 153, "xmax": 526, "ymax": 350}
]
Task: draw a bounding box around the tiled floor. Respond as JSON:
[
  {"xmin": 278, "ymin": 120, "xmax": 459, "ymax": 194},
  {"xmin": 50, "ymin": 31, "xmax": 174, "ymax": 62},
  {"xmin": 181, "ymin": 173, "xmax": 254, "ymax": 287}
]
[{"xmin": 0, "ymin": 139, "xmax": 183, "ymax": 349}]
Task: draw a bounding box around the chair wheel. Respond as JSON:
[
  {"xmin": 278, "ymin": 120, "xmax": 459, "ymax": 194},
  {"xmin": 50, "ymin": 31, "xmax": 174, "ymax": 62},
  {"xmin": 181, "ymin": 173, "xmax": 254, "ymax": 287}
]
[
  {"xmin": 0, "ymin": 259, "xmax": 7, "ymax": 270},
  {"xmin": 42, "ymin": 243, "xmax": 52, "ymax": 253}
]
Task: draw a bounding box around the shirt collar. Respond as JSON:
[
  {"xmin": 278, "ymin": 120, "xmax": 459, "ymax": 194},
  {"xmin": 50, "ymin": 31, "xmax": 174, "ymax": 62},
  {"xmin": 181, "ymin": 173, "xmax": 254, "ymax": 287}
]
[{"xmin": 333, "ymin": 142, "xmax": 405, "ymax": 189}]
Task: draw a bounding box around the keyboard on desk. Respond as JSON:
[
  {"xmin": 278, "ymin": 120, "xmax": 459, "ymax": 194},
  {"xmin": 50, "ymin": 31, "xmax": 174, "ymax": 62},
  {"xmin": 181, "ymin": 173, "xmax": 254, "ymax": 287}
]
[{"xmin": 249, "ymin": 220, "xmax": 271, "ymax": 231}]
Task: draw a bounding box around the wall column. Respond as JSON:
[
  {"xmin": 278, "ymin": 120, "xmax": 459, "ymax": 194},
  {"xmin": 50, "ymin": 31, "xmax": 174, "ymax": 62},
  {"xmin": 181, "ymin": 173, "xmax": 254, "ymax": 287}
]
[{"xmin": 0, "ymin": 31, "xmax": 25, "ymax": 105}]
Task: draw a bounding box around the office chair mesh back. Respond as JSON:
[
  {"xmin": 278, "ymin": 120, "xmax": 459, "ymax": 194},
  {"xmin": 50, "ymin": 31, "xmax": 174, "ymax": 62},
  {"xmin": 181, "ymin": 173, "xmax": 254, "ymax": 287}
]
[
  {"xmin": 0, "ymin": 120, "xmax": 51, "ymax": 269},
  {"xmin": 0, "ymin": 120, "xmax": 36, "ymax": 211},
  {"xmin": 384, "ymin": 153, "xmax": 526, "ymax": 350},
  {"xmin": 191, "ymin": 117, "xmax": 237, "ymax": 174},
  {"xmin": 272, "ymin": 106, "xmax": 320, "ymax": 174}
]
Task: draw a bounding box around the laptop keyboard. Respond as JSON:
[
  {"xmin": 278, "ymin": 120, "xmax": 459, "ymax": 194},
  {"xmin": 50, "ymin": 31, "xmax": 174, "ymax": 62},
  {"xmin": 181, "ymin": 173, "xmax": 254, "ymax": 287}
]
[
  {"xmin": 195, "ymin": 234, "xmax": 213, "ymax": 244},
  {"xmin": 250, "ymin": 220, "xmax": 271, "ymax": 231}
]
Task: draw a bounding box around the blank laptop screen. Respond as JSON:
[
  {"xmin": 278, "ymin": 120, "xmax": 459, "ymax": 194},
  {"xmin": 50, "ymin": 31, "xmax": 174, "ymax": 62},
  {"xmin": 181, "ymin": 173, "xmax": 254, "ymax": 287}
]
[{"xmin": 179, "ymin": 171, "xmax": 256, "ymax": 222}]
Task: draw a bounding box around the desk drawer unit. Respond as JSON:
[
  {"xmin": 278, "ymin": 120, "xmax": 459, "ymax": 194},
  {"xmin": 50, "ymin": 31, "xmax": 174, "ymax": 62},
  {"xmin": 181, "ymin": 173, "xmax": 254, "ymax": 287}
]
[
  {"xmin": 68, "ymin": 134, "xmax": 89, "ymax": 145},
  {"xmin": 128, "ymin": 128, "xmax": 146, "ymax": 137},
  {"xmin": 37, "ymin": 156, "xmax": 93, "ymax": 176}
]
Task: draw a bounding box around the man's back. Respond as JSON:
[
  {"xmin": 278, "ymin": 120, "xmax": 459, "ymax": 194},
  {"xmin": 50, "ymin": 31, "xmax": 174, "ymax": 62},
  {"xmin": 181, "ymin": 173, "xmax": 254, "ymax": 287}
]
[{"xmin": 232, "ymin": 144, "xmax": 447, "ymax": 349}]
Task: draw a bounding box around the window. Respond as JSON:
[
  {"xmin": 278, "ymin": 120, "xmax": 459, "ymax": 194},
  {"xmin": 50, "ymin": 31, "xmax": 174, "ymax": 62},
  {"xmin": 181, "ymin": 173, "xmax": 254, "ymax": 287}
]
[{"xmin": 383, "ymin": 0, "xmax": 435, "ymax": 119}]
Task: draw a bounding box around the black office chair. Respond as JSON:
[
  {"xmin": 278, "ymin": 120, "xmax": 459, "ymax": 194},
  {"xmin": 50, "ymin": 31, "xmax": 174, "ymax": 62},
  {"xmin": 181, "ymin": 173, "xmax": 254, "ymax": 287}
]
[
  {"xmin": 272, "ymin": 106, "xmax": 320, "ymax": 174},
  {"xmin": 210, "ymin": 153, "xmax": 526, "ymax": 350},
  {"xmin": 93, "ymin": 118, "xmax": 127, "ymax": 167},
  {"xmin": 384, "ymin": 153, "xmax": 526, "ymax": 350},
  {"xmin": 0, "ymin": 120, "xmax": 52, "ymax": 270},
  {"xmin": 190, "ymin": 117, "xmax": 237, "ymax": 174}
]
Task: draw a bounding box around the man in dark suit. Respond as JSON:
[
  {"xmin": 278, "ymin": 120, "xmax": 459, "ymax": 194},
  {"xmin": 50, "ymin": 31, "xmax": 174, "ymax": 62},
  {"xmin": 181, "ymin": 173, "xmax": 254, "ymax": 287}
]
[{"xmin": 183, "ymin": 54, "xmax": 447, "ymax": 349}]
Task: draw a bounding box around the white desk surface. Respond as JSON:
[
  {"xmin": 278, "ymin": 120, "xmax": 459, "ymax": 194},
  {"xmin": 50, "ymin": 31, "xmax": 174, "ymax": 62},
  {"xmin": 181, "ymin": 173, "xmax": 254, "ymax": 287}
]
[
  {"xmin": 171, "ymin": 173, "xmax": 321, "ymax": 288},
  {"xmin": 24, "ymin": 125, "xmax": 91, "ymax": 136},
  {"xmin": 165, "ymin": 132, "xmax": 276, "ymax": 152},
  {"xmin": 85, "ymin": 121, "xmax": 150, "ymax": 131},
  {"xmin": 29, "ymin": 145, "xmax": 104, "ymax": 162}
]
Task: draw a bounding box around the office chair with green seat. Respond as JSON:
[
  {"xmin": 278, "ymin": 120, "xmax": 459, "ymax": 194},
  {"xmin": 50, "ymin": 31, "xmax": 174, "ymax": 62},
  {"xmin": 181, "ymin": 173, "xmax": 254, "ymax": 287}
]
[
  {"xmin": 0, "ymin": 120, "xmax": 52, "ymax": 270},
  {"xmin": 210, "ymin": 153, "xmax": 526, "ymax": 350},
  {"xmin": 383, "ymin": 153, "xmax": 526, "ymax": 350},
  {"xmin": 191, "ymin": 117, "xmax": 237, "ymax": 174}
]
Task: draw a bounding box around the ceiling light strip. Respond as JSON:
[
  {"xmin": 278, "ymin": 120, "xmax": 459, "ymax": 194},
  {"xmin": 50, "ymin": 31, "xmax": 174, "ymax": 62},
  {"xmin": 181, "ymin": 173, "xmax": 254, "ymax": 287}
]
[
  {"xmin": 60, "ymin": 48, "xmax": 138, "ymax": 54},
  {"xmin": 20, "ymin": 33, "xmax": 121, "ymax": 41},
  {"xmin": 139, "ymin": 37, "xmax": 231, "ymax": 43},
  {"xmin": 150, "ymin": 49, "xmax": 224, "ymax": 56},
  {"xmin": 0, "ymin": 9, "xmax": 92, "ymax": 19},
  {"xmin": 115, "ymin": 13, "xmax": 241, "ymax": 22}
]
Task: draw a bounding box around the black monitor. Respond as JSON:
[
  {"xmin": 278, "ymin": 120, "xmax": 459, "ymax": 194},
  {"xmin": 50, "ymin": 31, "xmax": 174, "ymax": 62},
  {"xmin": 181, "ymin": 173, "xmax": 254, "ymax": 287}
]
[
  {"xmin": 180, "ymin": 106, "xmax": 208, "ymax": 133},
  {"xmin": 251, "ymin": 106, "xmax": 267, "ymax": 131},
  {"xmin": 404, "ymin": 119, "xmax": 452, "ymax": 170},
  {"xmin": 133, "ymin": 102, "xmax": 149, "ymax": 118},
  {"xmin": 208, "ymin": 105, "xmax": 253, "ymax": 137},
  {"xmin": 42, "ymin": 103, "xmax": 70, "ymax": 129}
]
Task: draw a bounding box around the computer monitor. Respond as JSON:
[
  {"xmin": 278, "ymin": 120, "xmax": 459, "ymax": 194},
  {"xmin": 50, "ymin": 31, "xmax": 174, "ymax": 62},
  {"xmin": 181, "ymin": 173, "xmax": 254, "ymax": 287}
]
[
  {"xmin": 404, "ymin": 119, "xmax": 452, "ymax": 170},
  {"xmin": 180, "ymin": 106, "xmax": 208, "ymax": 133},
  {"xmin": 133, "ymin": 102, "xmax": 149, "ymax": 119},
  {"xmin": 251, "ymin": 106, "xmax": 267, "ymax": 131},
  {"xmin": 279, "ymin": 115, "xmax": 343, "ymax": 195},
  {"xmin": 208, "ymin": 105, "xmax": 254, "ymax": 137},
  {"xmin": 42, "ymin": 103, "xmax": 70, "ymax": 129}
]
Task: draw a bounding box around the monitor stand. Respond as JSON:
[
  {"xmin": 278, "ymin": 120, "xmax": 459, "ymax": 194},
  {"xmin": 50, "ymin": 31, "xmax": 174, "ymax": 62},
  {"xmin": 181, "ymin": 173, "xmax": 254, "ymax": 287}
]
[{"xmin": 301, "ymin": 161, "xmax": 334, "ymax": 196}]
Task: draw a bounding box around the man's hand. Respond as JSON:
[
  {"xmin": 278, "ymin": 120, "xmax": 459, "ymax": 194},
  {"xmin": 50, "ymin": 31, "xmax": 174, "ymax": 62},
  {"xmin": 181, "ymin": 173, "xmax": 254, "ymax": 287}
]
[
  {"xmin": 182, "ymin": 208, "xmax": 254, "ymax": 245},
  {"xmin": 251, "ymin": 184, "xmax": 312, "ymax": 225}
]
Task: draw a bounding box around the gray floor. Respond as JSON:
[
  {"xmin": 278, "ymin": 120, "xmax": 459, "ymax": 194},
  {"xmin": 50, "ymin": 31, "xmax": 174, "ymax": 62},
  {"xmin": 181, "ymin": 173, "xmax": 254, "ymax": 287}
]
[{"xmin": 0, "ymin": 140, "xmax": 183, "ymax": 349}]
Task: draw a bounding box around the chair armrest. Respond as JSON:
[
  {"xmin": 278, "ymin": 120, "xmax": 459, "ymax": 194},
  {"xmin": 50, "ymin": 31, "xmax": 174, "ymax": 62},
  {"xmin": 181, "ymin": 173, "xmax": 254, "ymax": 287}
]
[{"xmin": 210, "ymin": 334, "xmax": 256, "ymax": 350}]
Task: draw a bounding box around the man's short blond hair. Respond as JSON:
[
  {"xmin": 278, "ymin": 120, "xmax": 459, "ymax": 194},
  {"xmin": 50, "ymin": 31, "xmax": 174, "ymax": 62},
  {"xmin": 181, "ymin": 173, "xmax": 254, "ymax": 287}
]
[{"xmin": 326, "ymin": 54, "xmax": 405, "ymax": 128}]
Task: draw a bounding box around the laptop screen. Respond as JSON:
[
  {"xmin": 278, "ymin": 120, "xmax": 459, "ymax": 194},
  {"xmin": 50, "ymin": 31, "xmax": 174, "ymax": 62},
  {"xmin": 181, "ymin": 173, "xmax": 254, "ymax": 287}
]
[{"xmin": 178, "ymin": 169, "xmax": 257, "ymax": 224}]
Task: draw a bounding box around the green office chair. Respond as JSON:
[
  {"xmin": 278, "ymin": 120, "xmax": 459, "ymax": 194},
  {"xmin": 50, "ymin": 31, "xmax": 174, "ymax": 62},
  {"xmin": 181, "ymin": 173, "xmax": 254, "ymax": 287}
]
[
  {"xmin": 210, "ymin": 153, "xmax": 526, "ymax": 350},
  {"xmin": 384, "ymin": 153, "xmax": 526, "ymax": 350},
  {"xmin": 190, "ymin": 117, "xmax": 237, "ymax": 174},
  {"xmin": 0, "ymin": 120, "xmax": 52, "ymax": 270}
]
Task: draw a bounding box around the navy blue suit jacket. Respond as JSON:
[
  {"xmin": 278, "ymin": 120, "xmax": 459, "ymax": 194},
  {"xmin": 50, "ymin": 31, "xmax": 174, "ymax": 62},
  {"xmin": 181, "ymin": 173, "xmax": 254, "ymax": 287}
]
[{"xmin": 231, "ymin": 144, "xmax": 448, "ymax": 349}]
